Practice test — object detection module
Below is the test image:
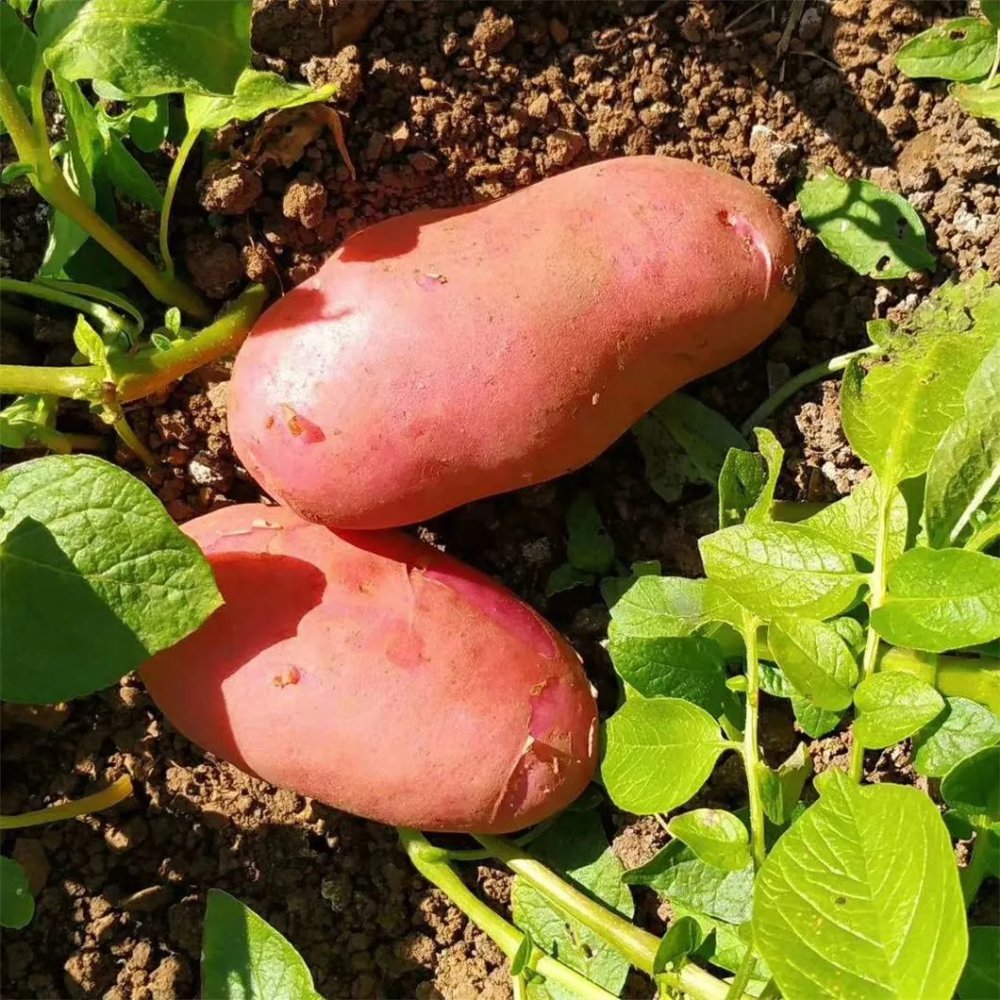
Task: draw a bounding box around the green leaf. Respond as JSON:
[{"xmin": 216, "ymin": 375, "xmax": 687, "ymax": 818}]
[
  {"xmin": 599, "ymin": 560, "xmax": 661, "ymax": 610},
  {"xmin": 718, "ymin": 447, "xmax": 766, "ymax": 528},
  {"xmin": 925, "ymin": 341, "xmax": 1000, "ymax": 548},
  {"xmin": 150, "ymin": 332, "xmax": 173, "ymax": 353},
  {"xmin": 202, "ymin": 889, "xmax": 319, "ymax": 1000},
  {"xmin": 0, "ymin": 856, "xmax": 34, "ymax": 930},
  {"xmin": 951, "ymin": 79, "xmax": 1000, "ymax": 121},
  {"xmin": 798, "ymin": 171, "xmax": 934, "ymax": 279},
  {"xmin": 0, "ymin": 395, "xmax": 57, "ymax": 450},
  {"xmin": 758, "ymin": 744, "xmax": 814, "ymax": 826},
  {"xmin": 512, "ymin": 811, "xmax": 633, "ymax": 1000},
  {"xmin": 871, "ymin": 548, "xmax": 1000, "ymax": 653},
  {"xmin": 791, "ymin": 693, "xmax": 845, "ymax": 738},
  {"xmin": 564, "ymin": 492, "xmax": 615, "ymax": 574},
  {"xmin": 913, "ymin": 697, "xmax": 1000, "ymax": 778},
  {"xmin": 0, "ymin": 455, "xmax": 222, "ymax": 703},
  {"xmin": 128, "ymin": 95, "xmax": 170, "ymax": 151},
  {"xmin": 1, "ymin": 160, "xmax": 34, "ymax": 184},
  {"xmin": 36, "ymin": 0, "xmax": 252, "ymax": 99},
  {"xmin": 0, "ymin": 2, "xmax": 37, "ymax": 135},
  {"xmin": 767, "ymin": 615, "xmax": 859, "ymax": 711},
  {"xmin": 544, "ymin": 562, "xmax": 594, "ymax": 598},
  {"xmin": 601, "ymin": 698, "xmax": 731, "ymax": 815},
  {"xmin": 103, "ymin": 132, "xmax": 163, "ymax": 209},
  {"xmin": 800, "ymin": 475, "xmax": 908, "ymax": 564},
  {"xmin": 745, "ymin": 427, "xmax": 784, "ymax": 525},
  {"xmin": 666, "ymin": 809, "xmax": 750, "ymax": 872},
  {"xmin": 753, "ymin": 772, "xmax": 968, "ymax": 1000},
  {"xmin": 958, "ymin": 926, "xmax": 1000, "ymax": 1000},
  {"xmin": 626, "ymin": 839, "xmax": 754, "ymax": 925},
  {"xmin": 608, "ymin": 634, "xmax": 728, "ymax": 715},
  {"xmin": 984, "ymin": 0, "xmax": 1000, "ymax": 29},
  {"xmin": 853, "ymin": 672, "xmax": 946, "ymax": 749},
  {"xmin": 940, "ymin": 745, "xmax": 1000, "ymax": 831},
  {"xmin": 186, "ymin": 68, "xmax": 337, "ymax": 132},
  {"xmin": 652, "ymin": 916, "xmax": 703, "ymax": 973},
  {"xmin": 895, "ymin": 17, "xmax": 999, "ymax": 81},
  {"xmin": 72, "ymin": 314, "xmax": 109, "ymax": 368},
  {"xmin": 164, "ymin": 306, "xmax": 182, "ymax": 335},
  {"xmin": 700, "ymin": 522, "xmax": 864, "ymax": 622},
  {"xmin": 608, "ymin": 576, "xmax": 742, "ymax": 638},
  {"xmin": 633, "ymin": 394, "xmax": 747, "ymax": 504},
  {"xmin": 841, "ymin": 330, "xmax": 995, "ymax": 489}
]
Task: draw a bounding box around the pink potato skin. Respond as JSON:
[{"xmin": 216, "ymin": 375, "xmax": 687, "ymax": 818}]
[
  {"xmin": 139, "ymin": 504, "xmax": 598, "ymax": 834},
  {"xmin": 228, "ymin": 155, "xmax": 799, "ymax": 529}
]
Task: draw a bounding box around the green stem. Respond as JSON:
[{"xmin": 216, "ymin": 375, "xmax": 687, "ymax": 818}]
[
  {"xmin": 35, "ymin": 428, "xmax": 107, "ymax": 454},
  {"xmin": 879, "ymin": 647, "xmax": 1000, "ymax": 715},
  {"xmin": 726, "ymin": 951, "xmax": 758, "ymax": 1000},
  {"xmin": 159, "ymin": 127, "xmax": 200, "ymax": 278},
  {"xmin": 0, "ymin": 775, "xmax": 132, "ymax": 830},
  {"xmin": 399, "ymin": 829, "xmax": 617, "ymax": 1000},
  {"xmin": 741, "ymin": 617, "xmax": 767, "ymax": 869},
  {"xmin": 1, "ymin": 277, "xmax": 135, "ymax": 339},
  {"xmin": 0, "ymin": 67, "xmax": 210, "ymax": 321},
  {"xmin": 476, "ymin": 836, "xmax": 741, "ymax": 1000},
  {"xmin": 960, "ymin": 828, "xmax": 991, "ymax": 907},
  {"xmin": 112, "ymin": 416, "xmax": 159, "ymax": 468},
  {"xmin": 849, "ymin": 482, "xmax": 893, "ymax": 782},
  {"xmin": 740, "ymin": 346, "xmax": 879, "ymax": 436},
  {"xmin": 0, "ymin": 285, "xmax": 267, "ymax": 404},
  {"xmin": 36, "ymin": 279, "xmax": 145, "ymax": 335},
  {"xmin": 984, "ymin": 29, "xmax": 1000, "ymax": 89},
  {"xmin": 966, "ymin": 517, "xmax": 1000, "ymax": 553}
]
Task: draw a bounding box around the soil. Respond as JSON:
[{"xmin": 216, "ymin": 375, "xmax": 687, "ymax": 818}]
[{"xmin": 2, "ymin": 1, "xmax": 998, "ymax": 998}]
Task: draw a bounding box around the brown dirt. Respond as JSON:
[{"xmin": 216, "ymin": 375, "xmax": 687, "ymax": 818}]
[{"xmin": 2, "ymin": 1, "xmax": 997, "ymax": 997}]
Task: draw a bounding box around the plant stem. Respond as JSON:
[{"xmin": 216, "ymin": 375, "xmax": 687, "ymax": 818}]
[
  {"xmin": 726, "ymin": 951, "xmax": 758, "ymax": 1000},
  {"xmin": 0, "ymin": 285, "xmax": 267, "ymax": 404},
  {"xmin": 960, "ymin": 828, "xmax": 991, "ymax": 907},
  {"xmin": 36, "ymin": 429, "xmax": 107, "ymax": 454},
  {"xmin": 849, "ymin": 482, "xmax": 893, "ymax": 781},
  {"xmin": 399, "ymin": 829, "xmax": 617, "ymax": 1000},
  {"xmin": 1, "ymin": 277, "xmax": 135, "ymax": 339},
  {"xmin": 740, "ymin": 346, "xmax": 879, "ymax": 436},
  {"xmin": 878, "ymin": 646, "xmax": 1000, "ymax": 715},
  {"xmin": 0, "ymin": 775, "xmax": 132, "ymax": 830},
  {"xmin": 985, "ymin": 29, "xmax": 1000, "ymax": 88},
  {"xmin": 112, "ymin": 416, "xmax": 159, "ymax": 468},
  {"xmin": 0, "ymin": 67, "xmax": 210, "ymax": 321},
  {"xmin": 159, "ymin": 127, "xmax": 200, "ymax": 278},
  {"xmin": 966, "ymin": 517, "xmax": 1000, "ymax": 553},
  {"xmin": 476, "ymin": 836, "xmax": 743, "ymax": 1000},
  {"xmin": 741, "ymin": 617, "xmax": 768, "ymax": 869}
]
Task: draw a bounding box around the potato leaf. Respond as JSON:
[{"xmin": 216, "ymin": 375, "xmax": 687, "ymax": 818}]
[
  {"xmin": 853, "ymin": 672, "xmax": 946, "ymax": 749},
  {"xmin": 36, "ymin": 0, "xmax": 252, "ymax": 99},
  {"xmin": 718, "ymin": 447, "xmax": 766, "ymax": 528},
  {"xmin": 633, "ymin": 393, "xmax": 747, "ymax": 504},
  {"xmin": 608, "ymin": 634, "xmax": 728, "ymax": 714},
  {"xmin": 841, "ymin": 328, "xmax": 995, "ymax": 489},
  {"xmin": 940, "ymin": 745, "xmax": 1000, "ymax": 832},
  {"xmin": 798, "ymin": 172, "xmax": 934, "ymax": 279},
  {"xmin": 512, "ymin": 811, "xmax": 634, "ymax": 1000},
  {"xmin": 767, "ymin": 615, "xmax": 859, "ymax": 711},
  {"xmin": 757, "ymin": 744, "xmax": 813, "ymax": 826},
  {"xmin": 186, "ymin": 68, "xmax": 338, "ymax": 133},
  {"xmin": 951, "ymin": 79, "xmax": 1000, "ymax": 122},
  {"xmin": 871, "ymin": 548, "xmax": 1000, "ymax": 653},
  {"xmin": 128, "ymin": 95, "xmax": 170, "ymax": 151},
  {"xmin": 564, "ymin": 491, "xmax": 615, "ymax": 574},
  {"xmin": 745, "ymin": 427, "xmax": 784, "ymax": 525},
  {"xmin": 625, "ymin": 839, "xmax": 754, "ymax": 925},
  {"xmin": 799, "ymin": 474, "xmax": 909, "ymax": 565},
  {"xmin": 753, "ymin": 773, "xmax": 967, "ymax": 1000},
  {"xmin": 925, "ymin": 338, "xmax": 1000, "ymax": 548},
  {"xmin": 608, "ymin": 576, "xmax": 742, "ymax": 639},
  {"xmin": 544, "ymin": 563, "xmax": 594, "ymax": 598},
  {"xmin": 912, "ymin": 697, "xmax": 1000, "ymax": 778},
  {"xmin": 601, "ymin": 698, "xmax": 732, "ymax": 815},
  {"xmin": 666, "ymin": 809, "xmax": 750, "ymax": 872},
  {"xmin": 599, "ymin": 559, "xmax": 661, "ymax": 610},
  {"xmin": 894, "ymin": 17, "xmax": 998, "ymax": 81},
  {"xmin": 791, "ymin": 692, "xmax": 845, "ymax": 739},
  {"xmin": 652, "ymin": 916, "xmax": 704, "ymax": 973},
  {"xmin": 0, "ymin": 455, "xmax": 222, "ymax": 703},
  {"xmin": 700, "ymin": 522, "xmax": 864, "ymax": 622},
  {"xmin": 958, "ymin": 926, "xmax": 1000, "ymax": 1000},
  {"xmin": 201, "ymin": 890, "xmax": 320, "ymax": 1000},
  {"xmin": 0, "ymin": 856, "xmax": 34, "ymax": 930},
  {"xmin": 0, "ymin": 394, "xmax": 57, "ymax": 450},
  {"xmin": 0, "ymin": 2, "xmax": 37, "ymax": 134}
]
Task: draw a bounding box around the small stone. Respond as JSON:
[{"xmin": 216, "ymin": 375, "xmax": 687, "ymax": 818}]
[
  {"xmin": 12, "ymin": 838, "xmax": 49, "ymax": 894},
  {"xmin": 282, "ymin": 172, "xmax": 327, "ymax": 230},
  {"xmin": 390, "ymin": 121, "xmax": 411, "ymax": 151},
  {"xmin": 408, "ymin": 151, "xmax": 438, "ymax": 174},
  {"xmin": 187, "ymin": 451, "xmax": 232, "ymax": 491},
  {"xmin": 197, "ymin": 161, "xmax": 262, "ymax": 216},
  {"xmin": 546, "ymin": 128, "xmax": 585, "ymax": 167},
  {"xmin": 365, "ymin": 131, "xmax": 388, "ymax": 161},
  {"xmin": 121, "ymin": 885, "xmax": 173, "ymax": 913},
  {"xmin": 798, "ymin": 7, "xmax": 823, "ymax": 43},
  {"xmin": 549, "ymin": 17, "xmax": 569, "ymax": 44},
  {"xmin": 471, "ymin": 7, "xmax": 515, "ymax": 54}
]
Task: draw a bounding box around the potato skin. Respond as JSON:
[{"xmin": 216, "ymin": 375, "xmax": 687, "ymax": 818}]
[
  {"xmin": 229, "ymin": 155, "xmax": 798, "ymax": 528},
  {"xmin": 140, "ymin": 504, "xmax": 598, "ymax": 833}
]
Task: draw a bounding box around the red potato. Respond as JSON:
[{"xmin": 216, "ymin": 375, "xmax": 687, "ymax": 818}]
[
  {"xmin": 228, "ymin": 155, "xmax": 799, "ymax": 529},
  {"xmin": 140, "ymin": 504, "xmax": 598, "ymax": 834}
]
